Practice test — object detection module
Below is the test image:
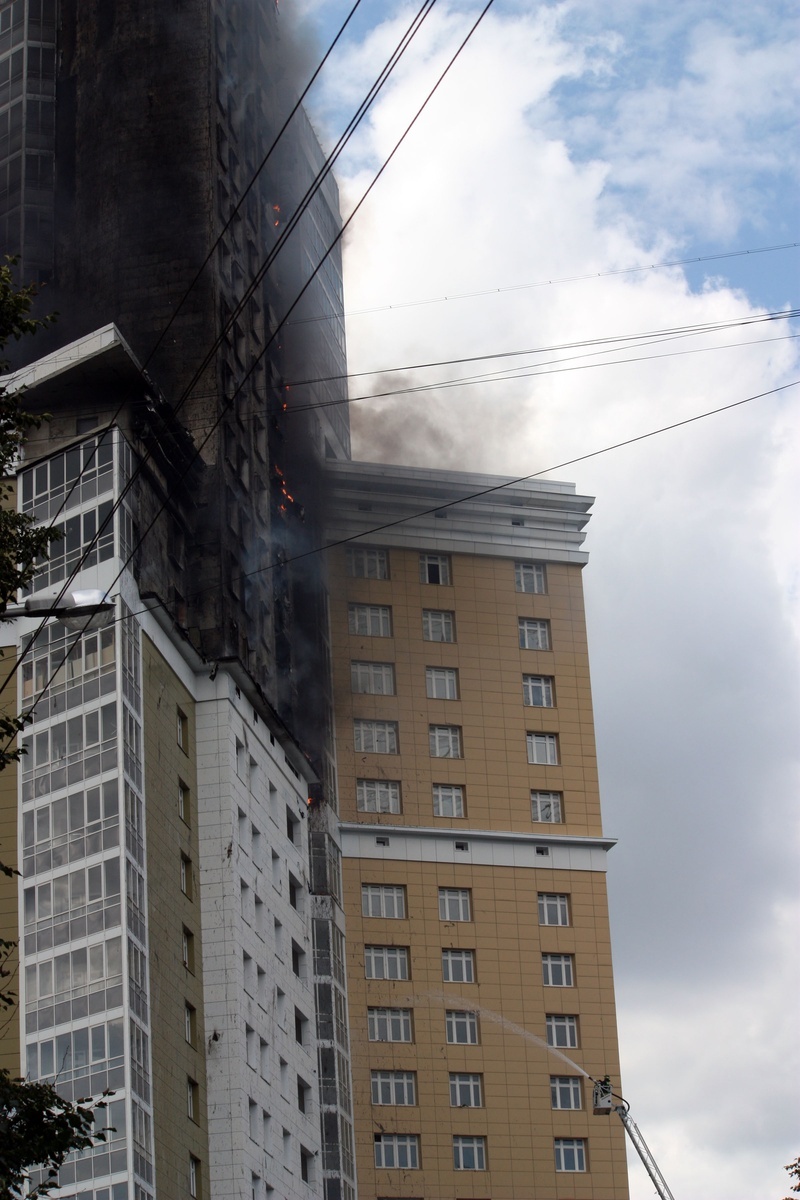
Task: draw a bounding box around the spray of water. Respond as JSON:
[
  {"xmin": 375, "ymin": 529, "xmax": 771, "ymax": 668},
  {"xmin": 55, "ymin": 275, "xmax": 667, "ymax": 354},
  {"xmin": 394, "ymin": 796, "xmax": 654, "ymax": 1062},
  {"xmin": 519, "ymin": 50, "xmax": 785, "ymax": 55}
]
[{"xmin": 412, "ymin": 989, "xmax": 593, "ymax": 1079}]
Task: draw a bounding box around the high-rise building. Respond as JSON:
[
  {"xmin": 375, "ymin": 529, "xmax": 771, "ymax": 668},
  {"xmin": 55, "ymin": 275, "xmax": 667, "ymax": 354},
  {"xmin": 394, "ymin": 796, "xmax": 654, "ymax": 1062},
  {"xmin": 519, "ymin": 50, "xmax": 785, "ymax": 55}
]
[
  {"xmin": 325, "ymin": 461, "xmax": 630, "ymax": 1199},
  {"xmin": 1, "ymin": 7, "xmax": 628, "ymax": 1200},
  {"xmin": 1, "ymin": 3, "xmax": 356, "ymax": 1196}
]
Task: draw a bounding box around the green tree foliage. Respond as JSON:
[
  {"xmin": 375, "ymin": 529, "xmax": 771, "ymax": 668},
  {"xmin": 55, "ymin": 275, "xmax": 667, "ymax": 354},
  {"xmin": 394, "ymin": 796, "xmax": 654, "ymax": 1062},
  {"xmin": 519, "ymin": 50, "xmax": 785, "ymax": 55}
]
[
  {"xmin": 0, "ymin": 264, "xmax": 108, "ymax": 1196},
  {"xmin": 0, "ymin": 1075, "xmax": 109, "ymax": 1198},
  {"xmin": 785, "ymin": 1157, "xmax": 800, "ymax": 1199}
]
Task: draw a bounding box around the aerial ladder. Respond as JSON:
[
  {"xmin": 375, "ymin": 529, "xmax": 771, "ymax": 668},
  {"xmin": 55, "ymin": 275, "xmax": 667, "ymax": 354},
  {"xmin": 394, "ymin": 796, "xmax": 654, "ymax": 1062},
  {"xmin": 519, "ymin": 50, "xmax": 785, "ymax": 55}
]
[{"xmin": 593, "ymin": 1078, "xmax": 676, "ymax": 1200}]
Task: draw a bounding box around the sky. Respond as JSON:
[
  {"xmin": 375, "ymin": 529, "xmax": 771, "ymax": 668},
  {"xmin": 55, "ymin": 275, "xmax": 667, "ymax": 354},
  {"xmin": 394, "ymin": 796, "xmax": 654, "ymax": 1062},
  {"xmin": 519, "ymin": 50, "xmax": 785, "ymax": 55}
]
[{"xmin": 289, "ymin": 2, "xmax": 800, "ymax": 1197}]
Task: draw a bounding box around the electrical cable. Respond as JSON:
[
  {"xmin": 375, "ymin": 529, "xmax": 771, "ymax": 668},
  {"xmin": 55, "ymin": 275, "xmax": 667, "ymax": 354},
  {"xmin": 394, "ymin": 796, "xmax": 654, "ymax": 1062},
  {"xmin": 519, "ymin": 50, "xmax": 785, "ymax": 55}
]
[
  {"xmin": 2, "ymin": 0, "xmax": 495, "ymax": 712},
  {"xmin": 284, "ymin": 307, "xmax": 800, "ymax": 388},
  {"xmin": 12, "ymin": 373, "xmax": 799, "ymax": 747},
  {"xmin": 286, "ymin": 239, "xmax": 800, "ymax": 327},
  {"xmin": 140, "ymin": 0, "xmax": 367, "ymax": 372},
  {"xmin": 0, "ymin": 0, "xmax": 446, "ymax": 699}
]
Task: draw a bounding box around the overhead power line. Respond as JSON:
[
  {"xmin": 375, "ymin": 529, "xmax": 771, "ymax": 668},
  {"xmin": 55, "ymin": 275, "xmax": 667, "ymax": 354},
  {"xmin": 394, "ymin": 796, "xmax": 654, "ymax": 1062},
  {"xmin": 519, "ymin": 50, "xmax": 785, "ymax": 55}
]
[
  {"xmin": 2, "ymin": 0, "xmax": 497, "ymax": 715},
  {"xmin": 286, "ymin": 239, "xmax": 800, "ymax": 327}
]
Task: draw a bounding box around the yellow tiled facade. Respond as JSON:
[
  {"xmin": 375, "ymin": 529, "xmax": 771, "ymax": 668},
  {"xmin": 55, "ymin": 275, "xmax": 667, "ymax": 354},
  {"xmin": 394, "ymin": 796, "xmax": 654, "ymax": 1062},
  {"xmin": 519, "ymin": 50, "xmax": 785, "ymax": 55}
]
[{"xmin": 327, "ymin": 464, "xmax": 629, "ymax": 1200}]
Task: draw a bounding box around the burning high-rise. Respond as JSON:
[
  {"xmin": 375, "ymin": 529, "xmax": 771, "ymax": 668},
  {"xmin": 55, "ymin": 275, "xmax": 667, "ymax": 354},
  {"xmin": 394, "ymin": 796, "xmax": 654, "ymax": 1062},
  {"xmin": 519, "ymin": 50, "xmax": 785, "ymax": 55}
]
[{"xmin": 1, "ymin": 3, "xmax": 629, "ymax": 1199}]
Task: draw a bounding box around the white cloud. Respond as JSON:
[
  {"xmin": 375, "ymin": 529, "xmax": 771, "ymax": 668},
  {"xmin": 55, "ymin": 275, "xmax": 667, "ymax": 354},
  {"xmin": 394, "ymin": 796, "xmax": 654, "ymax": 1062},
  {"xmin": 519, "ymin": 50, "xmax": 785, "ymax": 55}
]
[{"xmin": 304, "ymin": 1, "xmax": 800, "ymax": 1194}]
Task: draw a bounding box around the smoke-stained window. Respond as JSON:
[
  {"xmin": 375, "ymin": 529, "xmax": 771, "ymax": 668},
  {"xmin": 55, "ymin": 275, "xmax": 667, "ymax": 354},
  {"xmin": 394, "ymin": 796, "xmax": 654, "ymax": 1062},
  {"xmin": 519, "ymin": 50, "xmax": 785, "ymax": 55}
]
[
  {"xmin": 346, "ymin": 546, "xmax": 389, "ymax": 580},
  {"xmin": 350, "ymin": 661, "xmax": 395, "ymax": 695},
  {"xmin": 348, "ymin": 603, "xmax": 392, "ymax": 637},
  {"xmin": 356, "ymin": 779, "xmax": 401, "ymax": 814},
  {"xmin": 353, "ymin": 720, "xmax": 398, "ymax": 754}
]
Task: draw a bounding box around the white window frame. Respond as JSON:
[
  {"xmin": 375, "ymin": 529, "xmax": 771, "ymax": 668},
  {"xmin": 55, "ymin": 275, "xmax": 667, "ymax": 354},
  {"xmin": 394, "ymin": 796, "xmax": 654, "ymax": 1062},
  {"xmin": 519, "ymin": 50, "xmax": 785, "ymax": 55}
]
[
  {"xmin": 374, "ymin": 1133, "xmax": 419, "ymax": 1169},
  {"xmin": 442, "ymin": 948, "xmax": 475, "ymax": 983},
  {"xmin": 439, "ymin": 887, "xmax": 471, "ymax": 921},
  {"xmin": 422, "ymin": 609, "xmax": 455, "ymax": 642},
  {"xmin": 368, "ymin": 1007, "xmax": 413, "ymax": 1043},
  {"xmin": 365, "ymin": 945, "xmax": 410, "ymax": 980},
  {"xmin": 425, "ymin": 666, "xmax": 459, "ymax": 700},
  {"xmin": 522, "ymin": 674, "xmax": 555, "ymax": 707},
  {"xmin": 538, "ymin": 892, "xmax": 570, "ymax": 926},
  {"xmin": 432, "ymin": 784, "xmax": 465, "ymax": 817},
  {"xmin": 351, "ymin": 661, "xmax": 396, "ymax": 695},
  {"xmin": 542, "ymin": 953, "xmax": 574, "ymax": 987},
  {"xmin": 446, "ymin": 1010, "xmax": 478, "ymax": 1044},
  {"xmin": 346, "ymin": 546, "xmax": 389, "ymax": 579},
  {"xmin": 527, "ymin": 732, "xmax": 559, "ymax": 764},
  {"xmin": 546, "ymin": 1014, "xmax": 578, "ymax": 1048},
  {"xmin": 419, "ymin": 553, "xmax": 451, "ymax": 585},
  {"xmin": 550, "ymin": 1076, "xmax": 583, "ymax": 1110},
  {"xmin": 189, "ymin": 1155, "xmax": 199, "ymax": 1198},
  {"xmin": 362, "ymin": 884, "xmax": 406, "ymax": 919},
  {"xmin": 429, "ymin": 725, "xmax": 462, "ymax": 758},
  {"xmin": 354, "ymin": 720, "xmax": 398, "ymax": 754},
  {"xmin": 453, "ymin": 1135, "xmax": 486, "ymax": 1171},
  {"xmin": 515, "ymin": 561, "xmax": 547, "ymax": 594},
  {"xmin": 349, "ymin": 603, "xmax": 392, "ymax": 637},
  {"xmin": 371, "ymin": 1070, "xmax": 417, "ymax": 1106},
  {"xmin": 449, "ymin": 1073, "xmax": 482, "ymax": 1107},
  {"xmin": 554, "ymin": 1137, "xmax": 587, "ymax": 1172},
  {"xmin": 531, "ymin": 790, "xmax": 562, "ymax": 822},
  {"xmin": 518, "ymin": 617, "xmax": 550, "ymax": 650},
  {"xmin": 357, "ymin": 779, "xmax": 401, "ymax": 814}
]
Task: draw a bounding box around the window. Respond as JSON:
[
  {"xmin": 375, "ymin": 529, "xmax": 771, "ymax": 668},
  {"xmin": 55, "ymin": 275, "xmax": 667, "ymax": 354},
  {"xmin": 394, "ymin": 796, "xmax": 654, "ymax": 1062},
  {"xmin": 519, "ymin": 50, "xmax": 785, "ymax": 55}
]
[
  {"xmin": 180, "ymin": 854, "xmax": 192, "ymax": 898},
  {"xmin": 538, "ymin": 893, "xmax": 570, "ymax": 926},
  {"xmin": 294, "ymin": 1008, "xmax": 308, "ymax": 1046},
  {"xmin": 439, "ymin": 888, "xmax": 471, "ymax": 921},
  {"xmin": 419, "ymin": 553, "xmax": 451, "ymax": 585},
  {"xmin": 349, "ymin": 603, "xmax": 392, "ymax": 637},
  {"xmin": 184, "ymin": 1003, "xmax": 196, "ymax": 1046},
  {"xmin": 300, "ymin": 1145, "xmax": 314, "ymax": 1184},
  {"xmin": 177, "ymin": 708, "xmax": 188, "ymax": 751},
  {"xmin": 523, "ymin": 674, "xmax": 555, "ymax": 707},
  {"xmin": 368, "ymin": 1007, "xmax": 413, "ymax": 1043},
  {"xmin": 357, "ymin": 779, "xmax": 402, "ymax": 814},
  {"xmin": 374, "ymin": 1133, "xmax": 419, "ymax": 1169},
  {"xmin": 432, "ymin": 784, "xmax": 465, "ymax": 817},
  {"xmin": 551, "ymin": 1076, "xmax": 582, "ymax": 1110},
  {"xmin": 531, "ymin": 790, "xmax": 563, "ymax": 822},
  {"xmin": 546, "ymin": 1014, "xmax": 578, "ymax": 1048},
  {"xmin": 354, "ymin": 720, "xmax": 398, "ymax": 754},
  {"xmin": 527, "ymin": 732, "xmax": 559, "ymax": 764},
  {"xmin": 178, "ymin": 780, "xmax": 190, "ymax": 823},
  {"xmin": 453, "ymin": 1135, "xmax": 486, "ymax": 1170},
  {"xmin": 291, "ymin": 941, "xmax": 305, "ymax": 978},
  {"xmin": 182, "ymin": 927, "xmax": 194, "ymax": 972},
  {"xmin": 542, "ymin": 953, "xmax": 574, "ymax": 986},
  {"xmin": 187, "ymin": 1077, "xmax": 198, "ymax": 1121},
  {"xmin": 371, "ymin": 1070, "xmax": 417, "ymax": 1106},
  {"xmin": 365, "ymin": 945, "xmax": 409, "ymax": 980},
  {"xmin": 518, "ymin": 617, "xmax": 550, "ymax": 650},
  {"xmin": 425, "ymin": 667, "xmax": 459, "ymax": 700},
  {"xmin": 351, "ymin": 661, "xmax": 396, "ymax": 695},
  {"xmin": 446, "ymin": 1010, "xmax": 478, "ymax": 1044},
  {"xmin": 347, "ymin": 546, "xmax": 389, "ymax": 579},
  {"xmin": 555, "ymin": 1137, "xmax": 587, "ymax": 1172},
  {"xmin": 449, "ymin": 1073, "xmax": 482, "ymax": 1107},
  {"xmin": 189, "ymin": 1155, "xmax": 200, "ymax": 1198},
  {"xmin": 429, "ymin": 725, "xmax": 462, "ymax": 758},
  {"xmin": 515, "ymin": 561, "xmax": 546, "ymax": 593},
  {"xmin": 362, "ymin": 884, "xmax": 406, "ymax": 919},
  {"xmin": 422, "ymin": 609, "xmax": 455, "ymax": 642},
  {"xmin": 297, "ymin": 1076, "xmax": 311, "ymax": 1113},
  {"xmin": 442, "ymin": 948, "xmax": 475, "ymax": 983}
]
